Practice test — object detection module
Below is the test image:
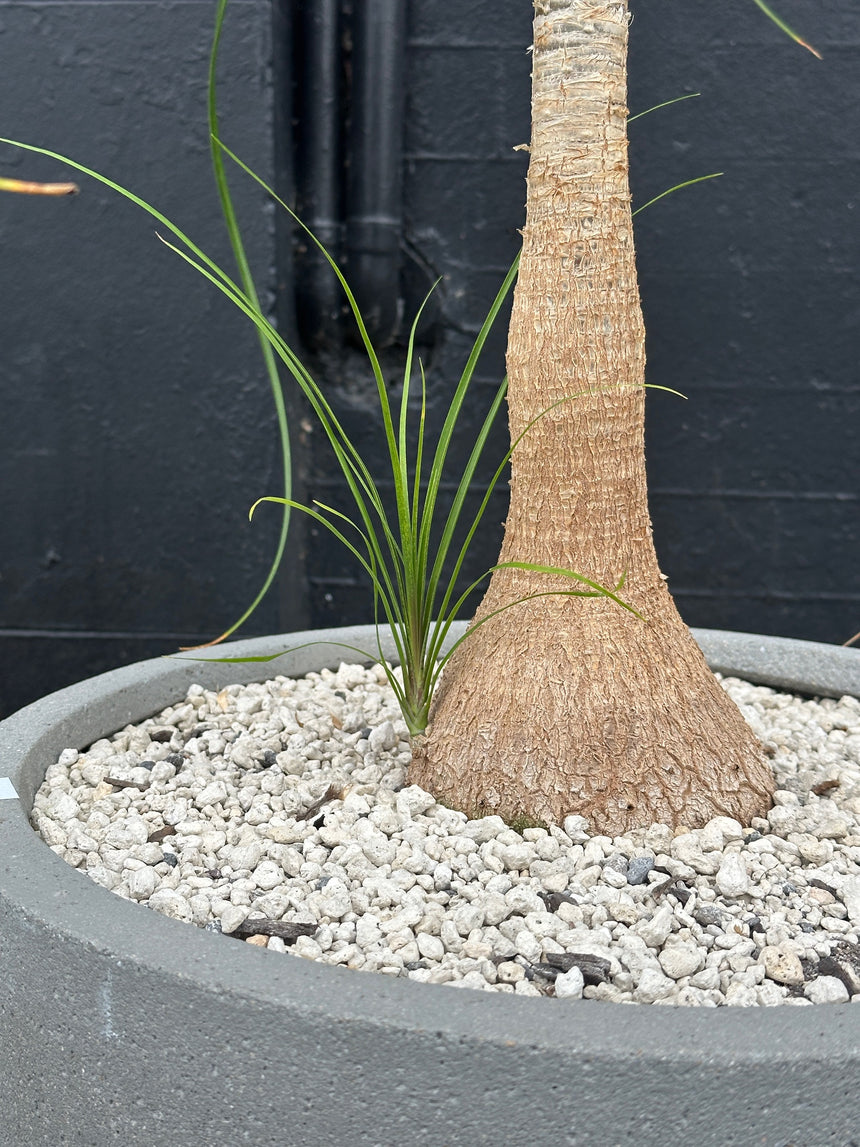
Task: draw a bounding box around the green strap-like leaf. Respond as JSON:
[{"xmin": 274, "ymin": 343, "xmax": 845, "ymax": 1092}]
[
  {"xmin": 751, "ymin": 0, "xmax": 821, "ymax": 58},
  {"xmin": 628, "ymin": 93, "xmax": 700, "ymax": 124},
  {"xmin": 633, "ymin": 173, "xmax": 723, "ymax": 218}
]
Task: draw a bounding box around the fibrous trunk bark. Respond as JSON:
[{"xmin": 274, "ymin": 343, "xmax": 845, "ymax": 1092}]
[{"xmin": 410, "ymin": 0, "xmax": 773, "ymax": 836}]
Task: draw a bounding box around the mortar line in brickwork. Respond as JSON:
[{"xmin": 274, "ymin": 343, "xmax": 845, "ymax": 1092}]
[
  {"xmin": 404, "ymin": 152, "xmax": 524, "ymax": 164},
  {"xmin": 652, "ymin": 488, "xmax": 857, "ymax": 502},
  {"xmin": 672, "ymin": 589, "xmax": 860, "ymax": 603}
]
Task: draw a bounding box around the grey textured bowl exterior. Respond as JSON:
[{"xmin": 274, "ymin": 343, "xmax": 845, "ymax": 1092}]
[{"xmin": 1, "ymin": 626, "xmax": 859, "ymax": 1147}]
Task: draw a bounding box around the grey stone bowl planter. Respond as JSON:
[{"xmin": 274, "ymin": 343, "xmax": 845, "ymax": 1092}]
[{"xmin": 2, "ymin": 626, "xmax": 860, "ymax": 1147}]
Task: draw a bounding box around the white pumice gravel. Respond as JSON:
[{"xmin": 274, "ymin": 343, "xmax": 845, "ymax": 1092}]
[{"xmin": 31, "ymin": 663, "xmax": 860, "ymax": 1006}]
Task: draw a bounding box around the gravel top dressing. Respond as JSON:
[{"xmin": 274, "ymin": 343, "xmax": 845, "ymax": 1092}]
[{"xmin": 31, "ymin": 663, "xmax": 860, "ymax": 1006}]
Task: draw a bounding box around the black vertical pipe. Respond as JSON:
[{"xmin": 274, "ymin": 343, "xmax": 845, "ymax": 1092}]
[
  {"xmin": 345, "ymin": 0, "xmax": 407, "ymax": 348},
  {"xmin": 293, "ymin": 0, "xmax": 343, "ymax": 349}
]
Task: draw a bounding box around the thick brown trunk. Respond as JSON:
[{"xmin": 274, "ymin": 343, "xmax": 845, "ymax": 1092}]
[{"xmin": 409, "ymin": 0, "xmax": 773, "ymax": 836}]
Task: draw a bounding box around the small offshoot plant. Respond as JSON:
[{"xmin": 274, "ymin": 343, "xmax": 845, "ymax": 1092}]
[{"xmin": 1, "ymin": 0, "xmax": 813, "ymax": 736}]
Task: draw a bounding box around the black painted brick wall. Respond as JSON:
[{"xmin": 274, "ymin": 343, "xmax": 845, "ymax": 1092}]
[{"xmin": 0, "ymin": 0, "xmax": 299, "ymax": 716}]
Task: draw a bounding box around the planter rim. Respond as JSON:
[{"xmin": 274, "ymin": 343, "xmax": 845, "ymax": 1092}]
[{"xmin": 2, "ymin": 624, "xmax": 860, "ymax": 1068}]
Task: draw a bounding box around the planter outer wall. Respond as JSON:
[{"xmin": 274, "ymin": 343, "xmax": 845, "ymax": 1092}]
[{"xmin": 1, "ymin": 626, "xmax": 859, "ymax": 1147}]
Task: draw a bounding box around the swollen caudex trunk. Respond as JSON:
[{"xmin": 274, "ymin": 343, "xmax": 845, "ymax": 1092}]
[{"xmin": 409, "ymin": 0, "xmax": 773, "ymax": 836}]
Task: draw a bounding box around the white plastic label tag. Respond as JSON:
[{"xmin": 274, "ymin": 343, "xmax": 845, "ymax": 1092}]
[{"xmin": 0, "ymin": 777, "xmax": 19, "ymax": 799}]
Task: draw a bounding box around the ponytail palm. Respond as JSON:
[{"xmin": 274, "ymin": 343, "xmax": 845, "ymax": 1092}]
[{"xmin": 410, "ymin": 0, "xmax": 785, "ymax": 834}]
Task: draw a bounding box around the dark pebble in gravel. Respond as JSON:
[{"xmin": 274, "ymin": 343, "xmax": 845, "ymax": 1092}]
[
  {"xmin": 162, "ymin": 852, "xmax": 179, "ymax": 868},
  {"xmin": 139, "ymin": 760, "xmax": 156, "ymax": 771},
  {"xmin": 821, "ymin": 949, "xmax": 860, "ymax": 995},
  {"xmin": 544, "ymin": 951, "xmax": 611, "ymax": 985},
  {"xmin": 744, "ymin": 831, "xmax": 763, "ymax": 844},
  {"xmin": 626, "ymin": 856, "xmax": 655, "ymax": 885},
  {"xmin": 810, "ymin": 877, "xmax": 838, "ymax": 895},
  {"xmin": 359, "ymin": 727, "xmax": 373, "ymax": 740},
  {"xmin": 693, "ymin": 904, "xmax": 723, "ymax": 927},
  {"xmin": 261, "ymin": 750, "xmax": 278, "ymax": 767},
  {"xmin": 149, "ymin": 728, "xmax": 175, "ymax": 743},
  {"xmin": 827, "ymin": 941, "xmax": 860, "ymax": 994},
  {"xmin": 528, "ymin": 963, "xmax": 560, "ymax": 981},
  {"xmin": 539, "ymin": 890, "xmax": 578, "ymax": 912},
  {"xmin": 817, "ymin": 955, "xmax": 858, "ymax": 995}
]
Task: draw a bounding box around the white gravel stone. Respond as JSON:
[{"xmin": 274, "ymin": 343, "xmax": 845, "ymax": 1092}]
[
  {"xmin": 162, "ymin": 797, "xmax": 189, "ymax": 825},
  {"xmin": 195, "ymin": 780, "xmax": 228, "ymax": 808},
  {"xmin": 505, "ymin": 885, "xmax": 545, "ymax": 915},
  {"xmin": 416, "ymin": 932, "xmax": 445, "ymax": 961},
  {"xmin": 760, "ymin": 944, "xmax": 805, "ymax": 986},
  {"xmin": 634, "ymin": 904, "xmax": 674, "ymax": 949},
  {"xmin": 725, "ymin": 983, "xmax": 759, "ymax": 1007},
  {"xmin": 700, "ymin": 817, "xmax": 744, "ymax": 851},
  {"xmin": 672, "ymin": 834, "xmax": 720, "ymax": 875},
  {"xmin": 452, "ymin": 902, "xmax": 485, "ymax": 936},
  {"xmin": 87, "ymin": 864, "xmax": 121, "ymax": 890},
  {"xmin": 36, "ymin": 816, "xmax": 67, "ymax": 847},
  {"xmin": 463, "ymin": 815, "xmax": 506, "ymax": 843},
  {"xmin": 715, "ymin": 852, "xmax": 750, "ymax": 898},
  {"xmin": 513, "ymin": 930, "xmax": 542, "ymax": 963},
  {"xmin": 480, "ymin": 892, "xmax": 510, "ymax": 927},
  {"xmin": 659, "ymin": 943, "xmax": 706, "ymax": 980},
  {"xmin": 355, "ymin": 914, "xmax": 383, "ymax": 948},
  {"xmin": 359, "ymin": 829, "xmax": 396, "ymax": 867},
  {"xmin": 294, "ymin": 935, "xmax": 324, "ymax": 960},
  {"xmin": 189, "ymin": 894, "xmax": 211, "ymax": 925},
  {"xmin": 253, "ymin": 860, "xmax": 285, "ymax": 891},
  {"xmin": 47, "ymin": 792, "xmax": 80, "ymax": 823},
  {"xmin": 31, "ymin": 662, "xmax": 860, "ymax": 1007},
  {"xmin": 839, "ymin": 875, "xmax": 860, "ymax": 927},
  {"xmin": 396, "ymin": 786, "xmax": 436, "ymax": 818},
  {"xmin": 317, "ymin": 878, "xmax": 352, "ymax": 919},
  {"xmin": 601, "ymin": 866, "xmax": 628, "ymax": 889},
  {"xmin": 501, "ymin": 842, "xmax": 536, "ymax": 871},
  {"xmin": 496, "ymin": 961, "xmax": 525, "ymax": 984},
  {"xmin": 128, "ymin": 867, "xmax": 159, "ymax": 900},
  {"xmin": 148, "ymin": 888, "xmax": 193, "ymax": 922},
  {"xmin": 634, "ymin": 968, "xmax": 676, "ymax": 1004},
  {"xmin": 805, "ymin": 976, "xmax": 850, "ymax": 1004},
  {"xmin": 220, "ymin": 904, "xmax": 249, "ymax": 934},
  {"xmin": 554, "ymin": 967, "xmax": 585, "ymax": 999},
  {"xmin": 689, "ymin": 966, "xmax": 721, "ymax": 991},
  {"xmin": 368, "ymin": 721, "xmax": 397, "ymax": 753},
  {"xmin": 755, "ymin": 981, "xmax": 786, "ymax": 1007},
  {"xmin": 563, "ymin": 815, "xmax": 590, "ymax": 842}
]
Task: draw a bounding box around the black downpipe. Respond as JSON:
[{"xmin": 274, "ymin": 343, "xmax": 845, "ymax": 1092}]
[
  {"xmin": 345, "ymin": 0, "xmax": 407, "ymax": 348},
  {"xmin": 293, "ymin": 0, "xmax": 343, "ymax": 349}
]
